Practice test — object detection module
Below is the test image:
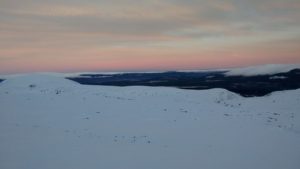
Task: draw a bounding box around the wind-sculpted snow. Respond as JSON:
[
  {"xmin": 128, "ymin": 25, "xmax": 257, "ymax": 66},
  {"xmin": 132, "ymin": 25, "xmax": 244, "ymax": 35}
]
[{"xmin": 0, "ymin": 74, "xmax": 300, "ymax": 169}]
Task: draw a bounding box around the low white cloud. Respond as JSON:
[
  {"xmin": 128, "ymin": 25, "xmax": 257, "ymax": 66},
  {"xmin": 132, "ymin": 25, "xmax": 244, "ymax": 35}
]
[{"xmin": 225, "ymin": 64, "xmax": 300, "ymax": 76}]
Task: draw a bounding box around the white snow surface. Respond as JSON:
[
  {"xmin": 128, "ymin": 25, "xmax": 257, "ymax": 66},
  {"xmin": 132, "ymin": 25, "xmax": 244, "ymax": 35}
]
[
  {"xmin": 0, "ymin": 74, "xmax": 300, "ymax": 169},
  {"xmin": 225, "ymin": 64, "xmax": 300, "ymax": 76}
]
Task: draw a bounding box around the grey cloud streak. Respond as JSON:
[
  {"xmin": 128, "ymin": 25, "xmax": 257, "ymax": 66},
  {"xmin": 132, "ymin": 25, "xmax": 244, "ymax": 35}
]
[{"xmin": 1, "ymin": 0, "xmax": 300, "ymax": 37}]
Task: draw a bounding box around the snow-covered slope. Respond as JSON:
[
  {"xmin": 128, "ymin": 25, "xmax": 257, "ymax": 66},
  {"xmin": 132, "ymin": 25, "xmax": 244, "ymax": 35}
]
[
  {"xmin": 0, "ymin": 74, "xmax": 300, "ymax": 169},
  {"xmin": 225, "ymin": 64, "xmax": 300, "ymax": 76}
]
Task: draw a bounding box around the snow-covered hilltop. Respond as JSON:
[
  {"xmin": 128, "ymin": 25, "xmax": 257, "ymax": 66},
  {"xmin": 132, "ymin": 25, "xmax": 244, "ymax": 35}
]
[{"xmin": 0, "ymin": 74, "xmax": 300, "ymax": 169}]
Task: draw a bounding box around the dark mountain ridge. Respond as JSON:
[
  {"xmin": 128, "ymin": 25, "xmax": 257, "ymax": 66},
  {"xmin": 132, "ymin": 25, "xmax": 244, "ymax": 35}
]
[{"xmin": 67, "ymin": 69, "xmax": 300, "ymax": 97}]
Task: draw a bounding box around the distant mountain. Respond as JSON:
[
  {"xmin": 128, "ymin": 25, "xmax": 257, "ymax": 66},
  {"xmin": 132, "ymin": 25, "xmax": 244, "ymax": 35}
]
[
  {"xmin": 67, "ymin": 68, "xmax": 300, "ymax": 97},
  {"xmin": 1, "ymin": 64, "xmax": 299, "ymax": 97}
]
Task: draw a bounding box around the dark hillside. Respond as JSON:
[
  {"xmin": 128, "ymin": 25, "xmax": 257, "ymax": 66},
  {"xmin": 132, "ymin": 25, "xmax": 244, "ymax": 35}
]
[{"xmin": 67, "ymin": 69, "xmax": 300, "ymax": 97}]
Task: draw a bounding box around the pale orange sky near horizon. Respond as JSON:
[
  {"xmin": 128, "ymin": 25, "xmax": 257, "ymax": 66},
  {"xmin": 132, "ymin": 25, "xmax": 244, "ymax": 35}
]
[{"xmin": 1, "ymin": 0, "xmax": 300, "ymax": 74}]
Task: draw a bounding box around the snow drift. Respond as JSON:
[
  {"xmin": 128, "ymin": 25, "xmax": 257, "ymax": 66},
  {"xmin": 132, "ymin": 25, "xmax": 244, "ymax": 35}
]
[{"xmin": 0, "ymin": 74, "xmax": 299, "ymax": 169}]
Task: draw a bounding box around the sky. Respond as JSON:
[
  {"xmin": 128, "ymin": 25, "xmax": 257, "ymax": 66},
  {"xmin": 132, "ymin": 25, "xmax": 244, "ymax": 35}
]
[{"xmin": 0, "ymin": 0, "xmax": 300, "ymax": 74}]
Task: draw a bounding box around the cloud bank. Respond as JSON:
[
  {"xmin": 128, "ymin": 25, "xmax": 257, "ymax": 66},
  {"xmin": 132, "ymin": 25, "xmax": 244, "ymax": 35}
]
[{"xmin": 0, "ymin": 0, "xmax": 300, "ymax": 74}]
